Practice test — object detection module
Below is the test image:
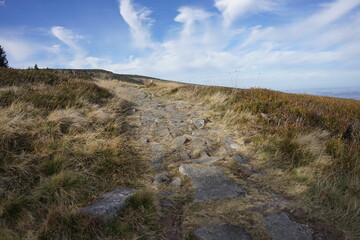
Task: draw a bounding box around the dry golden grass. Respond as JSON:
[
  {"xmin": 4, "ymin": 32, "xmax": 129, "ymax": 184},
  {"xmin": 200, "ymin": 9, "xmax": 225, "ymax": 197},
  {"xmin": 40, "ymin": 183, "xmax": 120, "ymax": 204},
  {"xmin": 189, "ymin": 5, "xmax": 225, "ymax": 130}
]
[
  {"xmin": 157, "ymin": 82, "xmax": 360, "ymax": 239},
  {"xmin": 0, "ymin": 68, "xmax": 158, "ymax": 239}
]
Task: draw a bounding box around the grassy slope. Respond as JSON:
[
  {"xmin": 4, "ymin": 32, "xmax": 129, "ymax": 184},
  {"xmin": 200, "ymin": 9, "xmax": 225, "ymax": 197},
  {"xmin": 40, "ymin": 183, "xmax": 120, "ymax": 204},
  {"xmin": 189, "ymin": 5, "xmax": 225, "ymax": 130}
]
[
  {"xmin": 1, "ymin": 68, "xmax": 359, "ymax": 239},
  {"xmin": 156, "ymin": 84, "xmax": 359, "ymax": 239},
  {"xmin": 0, "ymin": 68, "xmax": 159, "ymax": 239}
]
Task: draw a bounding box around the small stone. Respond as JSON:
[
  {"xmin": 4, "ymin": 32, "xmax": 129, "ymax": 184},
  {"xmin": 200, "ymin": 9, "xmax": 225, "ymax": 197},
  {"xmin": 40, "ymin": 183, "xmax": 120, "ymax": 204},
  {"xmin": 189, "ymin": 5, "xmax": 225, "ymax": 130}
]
[
  {"xmin": 215, "ymin": 147, "xmax": 228, "ymax": 156},
  {"xmin": 180, "ymin": 150, "xmax": 191, "ymax": 160},
  {"xmin": 173, "ymin": 136, "xmax": 187, "ymax": 148},
  {"xmin": 206, "ymin": 140, "xmax": 217, "ymax": 147},
  {"xmin": 222, "ymin": 136, "xmax": 241, "ymax": 152},
  {"xmin": 264, "ymin": 212, "xmax": 312, "ymax": 240},
  {"xmin": 152, "ymin": 145, "xmax": 163, "ymax": 152},
  {"xmin": 230, "ymin": 143, "xmax": 241, "ymax": 150},
  {"xmin": 139, "ymin": 137, "xmax": 148, "ymax": 143},
  {"xmin": 232, "ymin": 154, "xmax": 247, "ymax": 164},
  {"xmin": 194, "ymin": 224, "xmax": 251, "ymax": 240},
  {"xmin": 193, "ymin": 118, "xmax": 205, "ymax": 129},
  {"xmin": 152, "ymin": 153, "xmax": 164, "ymax": 168},
  {"xmin": 260, "ymin": 113, "xmax": 273, "ymax": 121},
  {"xmin": 128, "ymin": 109, "xmax": 136, "ymax": 115},
  {"xmin": 200, "ymin": 151, "xmax": 209, "ymax": 158},
  {"xmin": 170, "ymin": 177, "xmax": 182, "ymax": 187},
  {"xmin": 79, "ymin": 188, "xmax": 137, "ymax": 220}
]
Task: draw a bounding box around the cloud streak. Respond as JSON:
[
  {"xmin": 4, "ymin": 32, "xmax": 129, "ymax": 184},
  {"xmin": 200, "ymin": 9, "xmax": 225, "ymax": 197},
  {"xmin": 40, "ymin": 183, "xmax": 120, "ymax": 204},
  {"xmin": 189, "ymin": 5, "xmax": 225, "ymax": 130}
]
[
  {"xmin": 2, "ymin": 0, "xmax": 360, "ymax": 90},
  {"xmin": 113, "ymin": 0, "xmax": 360, "ymax": 89},
  {"xmin": 119, "ymin": 0, "xmax": 153, "ymax": 48},
  {"xmin": 214, "ymin": 0, "xmax": 277, "ymax": 27}
]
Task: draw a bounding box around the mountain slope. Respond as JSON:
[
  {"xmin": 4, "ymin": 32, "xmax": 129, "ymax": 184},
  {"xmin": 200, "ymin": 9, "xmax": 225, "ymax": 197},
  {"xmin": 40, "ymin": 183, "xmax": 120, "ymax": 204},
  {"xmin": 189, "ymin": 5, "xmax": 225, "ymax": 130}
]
[{"xmin": 0, "ymin": 68, "xmax": 359, "ymax": 239}]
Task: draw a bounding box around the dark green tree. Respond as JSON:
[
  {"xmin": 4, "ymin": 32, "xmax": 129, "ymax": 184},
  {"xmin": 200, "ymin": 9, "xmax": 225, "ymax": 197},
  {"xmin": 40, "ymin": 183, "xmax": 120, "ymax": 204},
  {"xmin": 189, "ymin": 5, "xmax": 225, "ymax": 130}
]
[
  {"xmin": 34, "ymin": 64, "xmax": 39, "ymax": 70},
  {"xmin": 0, "ymin": 45, "xmax": 9, "ymax": 68}
]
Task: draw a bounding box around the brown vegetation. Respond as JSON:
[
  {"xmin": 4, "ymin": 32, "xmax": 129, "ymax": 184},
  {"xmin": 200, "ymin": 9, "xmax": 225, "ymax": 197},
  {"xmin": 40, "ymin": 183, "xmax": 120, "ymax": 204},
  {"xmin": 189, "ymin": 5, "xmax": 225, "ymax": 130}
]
[
  {"xmin": 161, "ymin": 84, "xmax": 360, "ymax": 239},
  {"xmin": 0, "ymin": 68, "xmax": 158, "ymax": 239}
]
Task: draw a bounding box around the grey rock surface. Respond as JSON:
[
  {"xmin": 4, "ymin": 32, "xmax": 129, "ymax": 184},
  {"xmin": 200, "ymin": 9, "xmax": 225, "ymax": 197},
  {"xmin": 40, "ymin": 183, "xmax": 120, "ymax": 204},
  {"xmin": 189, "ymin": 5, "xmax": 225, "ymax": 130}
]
[
  {"xmin": 152, "ymin": 144, "xmax": 164, "ymax": 152},
  {"xmin": 152, "ymin": 153, "xmax": 165, "ymax": 168},
  {"xmin": 232, "ymin": 154, "xmax": 247, "ymax": 164},
  {"xmin": 194, "ymin": 224, "xmax": 252, "ymax": 240},
  {"xmin": 179, "ymin": 164, "xmax": 246, "ymax": 201},
  {"xmin": 199, "ymin": 151, "xmax": 208, "ymax": 157},
  {"xmin": 264, "ymin": 212, "xmax": 312, "ymax": 240},
  {"xmin": 192, "ymin": 129, "xmax": 210, "ymax": 136},
  {"xmin": 193, "ymin": 118, "xmax": 205, "ymax": 129},
  {"xmin": 173, "ymin": 136, "xmax": 187, "ymax": 148},
  {"xmin": 170, "ymin": 177, "xmax": 182, "ymax": 187},
  {"xmin": 192, "ymin": 156, "xmax": 223, "ymax": 165},
  {"xmin": 222, "ymin": 136, "xmax": 241, "ymax": 151},
  {"xmin": 180, "ymin": 149, "xmax": 191, "ymax": 160},
  {"xmin": 79, "ymin": 188, "xmax": 137, "ymax": 220}
]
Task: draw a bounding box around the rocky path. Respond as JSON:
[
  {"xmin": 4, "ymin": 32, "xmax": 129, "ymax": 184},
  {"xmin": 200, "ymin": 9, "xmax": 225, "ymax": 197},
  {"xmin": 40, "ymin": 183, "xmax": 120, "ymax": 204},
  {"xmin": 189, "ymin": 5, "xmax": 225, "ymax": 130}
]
[{"xmin": 124, "ymin": 85, "xmax": 318, "ymax": 240}]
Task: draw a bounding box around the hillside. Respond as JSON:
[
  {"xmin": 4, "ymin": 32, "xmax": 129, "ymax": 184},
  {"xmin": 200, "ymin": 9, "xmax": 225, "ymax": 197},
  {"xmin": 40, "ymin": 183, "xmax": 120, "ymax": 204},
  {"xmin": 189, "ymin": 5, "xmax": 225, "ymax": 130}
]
[{"xmin": 0, "ymin": 68, "xmax": 359, "ymax": 239}]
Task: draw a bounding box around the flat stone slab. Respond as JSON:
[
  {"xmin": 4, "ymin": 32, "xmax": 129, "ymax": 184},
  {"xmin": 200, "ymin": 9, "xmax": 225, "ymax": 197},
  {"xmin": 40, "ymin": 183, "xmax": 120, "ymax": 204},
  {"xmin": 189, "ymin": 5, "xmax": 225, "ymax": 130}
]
[
  {"xmin": 194, "ymin": 224, "xmax": 252, "ymax": 240},
  {"xmin": 79, "ymin": 188, "xmax": 137, "ymax": 220},
  {"xmin": 264, "ymin": 213, "xmax": 312, "ymax": 240},
  {"xmin": 179, "ymin": 164, "xmax": 246, "ymax": 201},
  {"xmin": 192, "ymin": 156, "xmax": 223, "ymax": 165}
]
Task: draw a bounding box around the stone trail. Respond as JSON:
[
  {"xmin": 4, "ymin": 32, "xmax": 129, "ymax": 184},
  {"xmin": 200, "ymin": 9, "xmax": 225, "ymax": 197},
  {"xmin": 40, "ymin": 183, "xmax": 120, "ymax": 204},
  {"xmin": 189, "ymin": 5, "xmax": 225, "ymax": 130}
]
[
  {"xmin": 81, "ymin": 85, "xmax": 319, "ymax": 239},
  {"xmin": 122, "ymin": 86, "xmax": 317, "ymax": 240}
]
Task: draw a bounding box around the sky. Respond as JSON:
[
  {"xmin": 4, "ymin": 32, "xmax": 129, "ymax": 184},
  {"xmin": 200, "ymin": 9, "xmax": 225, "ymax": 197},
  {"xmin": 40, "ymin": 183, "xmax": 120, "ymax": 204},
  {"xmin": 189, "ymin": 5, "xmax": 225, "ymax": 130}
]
[{"xmin": 0, "ymin": 0, "xmax": 360, "ymax": 91}]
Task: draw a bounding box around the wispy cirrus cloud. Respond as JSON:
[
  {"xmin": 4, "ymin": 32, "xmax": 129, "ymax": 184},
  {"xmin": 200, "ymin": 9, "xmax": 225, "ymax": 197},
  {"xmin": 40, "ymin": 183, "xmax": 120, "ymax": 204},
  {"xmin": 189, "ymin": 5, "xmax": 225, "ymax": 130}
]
[
  {"xmin": 50, "ymin": 26, "xmax": 109, "ymax": 68},
  {"xmin": 112, "ymin": 0, "xmax": 360, "ymax": 89},
  {"xmin": 2, "ymin": 0, "xmax": 360, "ymax": 90},
  {"xmin": 0, "ymin": 0, "xmax": 5, "ymax": 7},
  {"xmin": 119, "ymin": 0, "xmax": 154, "ymax": 48},
  {"xmin": 214, "ymin": 0, "xmax": 278, "ymax": 27}
]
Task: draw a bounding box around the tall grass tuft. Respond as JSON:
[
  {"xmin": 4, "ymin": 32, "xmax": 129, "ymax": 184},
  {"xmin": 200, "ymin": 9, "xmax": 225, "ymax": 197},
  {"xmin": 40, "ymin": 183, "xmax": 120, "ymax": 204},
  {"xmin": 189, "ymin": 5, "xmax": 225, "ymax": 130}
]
[{"xmin": 0, "ymin": 68, "xmax": 152, "ymax": 239}]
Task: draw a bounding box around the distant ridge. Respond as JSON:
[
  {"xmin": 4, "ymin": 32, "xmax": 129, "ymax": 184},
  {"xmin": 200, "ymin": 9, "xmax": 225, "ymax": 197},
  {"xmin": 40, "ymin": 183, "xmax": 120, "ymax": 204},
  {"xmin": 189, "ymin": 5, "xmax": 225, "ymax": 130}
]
[{"xmin": 54, "ymin": 68, "xmax": 162, "ymax": 85}]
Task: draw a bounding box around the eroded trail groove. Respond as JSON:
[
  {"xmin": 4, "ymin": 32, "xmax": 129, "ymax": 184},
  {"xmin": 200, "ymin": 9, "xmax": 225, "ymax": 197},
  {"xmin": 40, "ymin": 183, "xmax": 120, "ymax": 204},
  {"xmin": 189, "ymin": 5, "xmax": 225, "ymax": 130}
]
[{"xmin": 109, "ymin": 83, "xmax": 326, "ymax": 240}]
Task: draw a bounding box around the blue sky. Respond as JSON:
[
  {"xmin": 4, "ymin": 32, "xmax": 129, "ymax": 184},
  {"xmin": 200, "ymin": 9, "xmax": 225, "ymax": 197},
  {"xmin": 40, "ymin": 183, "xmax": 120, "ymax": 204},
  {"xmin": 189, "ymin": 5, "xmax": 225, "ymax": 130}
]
[{"xmin": 1, "ymin": 0, "xmax": 360, "ymax": 90}]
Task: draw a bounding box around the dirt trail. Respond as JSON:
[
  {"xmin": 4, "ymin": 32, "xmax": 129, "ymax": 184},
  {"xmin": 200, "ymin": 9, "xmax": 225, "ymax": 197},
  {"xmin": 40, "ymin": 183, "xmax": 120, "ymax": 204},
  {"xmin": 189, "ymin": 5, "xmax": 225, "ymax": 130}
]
[{"xmin": 119, "ymin": 84, "xmax": 326, "ymax": 240}]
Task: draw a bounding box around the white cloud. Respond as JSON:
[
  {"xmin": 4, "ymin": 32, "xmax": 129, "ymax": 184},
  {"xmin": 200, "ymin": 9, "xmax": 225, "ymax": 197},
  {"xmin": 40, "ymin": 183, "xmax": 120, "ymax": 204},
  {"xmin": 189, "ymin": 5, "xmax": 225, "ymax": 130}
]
[
  {"xmin": 0, "ymin": 37, "xmax": 36, "ymax": 62},
  {"xmin": 0, "ymin": 0, "xmax": 5, "ymax": 7},
  {"xmin": 2, "ymin": 0, "xmax": 360, "ymax": 90},
  {"xmin": 51, "ymin": 26, "xmax": 89, "ymax": 68},
  {"xmin": 110, "ymin": 0, "xmax": 360, "ymax": 89},
  {"xmin": 175, "ymin": 7, "xmax": 214, "ymax": 35},
  {"xmin": 214, "ymin": 0, "xmax": 277, "ymax": 26},
  {"xmin": 51, "ymin": 26, "xmax": 84, "ymax": 53},
  {"xmin": 241, "ymin": 0, "xmax": 360, "ymax": 47},
  {"xmin": 119, "ymin": 0, "xmax": 154, "ymax": 48}
]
